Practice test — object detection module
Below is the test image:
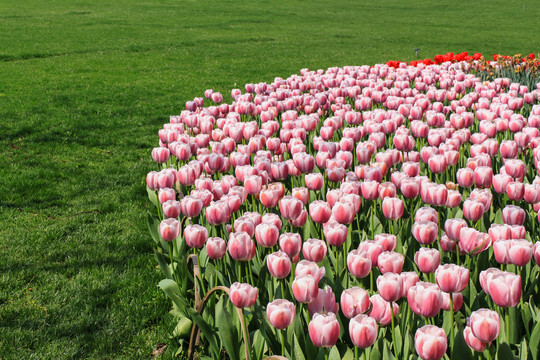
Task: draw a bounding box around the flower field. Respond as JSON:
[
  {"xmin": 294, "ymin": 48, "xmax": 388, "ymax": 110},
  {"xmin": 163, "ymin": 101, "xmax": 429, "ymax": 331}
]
[{"xmin": 146, "ymin": 53, "xmax": 540, "ymax": 360}]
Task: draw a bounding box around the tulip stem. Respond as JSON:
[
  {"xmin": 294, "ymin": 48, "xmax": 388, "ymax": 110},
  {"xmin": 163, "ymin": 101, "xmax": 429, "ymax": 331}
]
[
  {"xmin": 238, "ymin": 261, "xmax": 242, "ymax": 282},
  {"xmin": 280, "ymin": 329, "xmax": 285, "ymax": 357},
  {"xmin": 371, "ymin": 201, "xmax": 375, "ymax": 239},
  {"xmin": 390, "ymin": 302, "xmax": 398, "ymax": 357},
  {"xmin": 281, "ymin": 279, "xmax": 286, "ymax": 299},
  {"xmin": 354, "ymin": 346, "xmax": 358, "ymax": 360},
  {"xmin": 449, "ymin": 294, "xmax": 455, "ymax": 350},
  {"xmin": 506, "ymin": 308, "xmax": 510, "ymax": 344}
]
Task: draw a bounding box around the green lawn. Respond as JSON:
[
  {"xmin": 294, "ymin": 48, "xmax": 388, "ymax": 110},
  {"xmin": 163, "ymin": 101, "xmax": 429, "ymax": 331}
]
[{"xmin": 1, "ymin": 0, "xmax": 540, "ymax": 358}]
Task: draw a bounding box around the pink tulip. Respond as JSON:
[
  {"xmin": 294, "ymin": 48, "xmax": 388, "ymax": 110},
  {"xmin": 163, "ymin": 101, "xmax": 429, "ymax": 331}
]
[
  {"xmin": 305, "ymin": 172, "xmax": 324, "ymax": 191},
  {"xmin": 347, "ymin": 250, "xmax": 372, "ymax": 278},
  {"xmin": 441, "ymin": 292, "xmax": 463, "ymax": 312},
  {"xmin": 401, "ymin": 177, "xmax": 420, "ymax": 198},
  {"xmin": 184, "ymin": 224, "xmax": 208, "ymax": 249},
  {"xmin": 279, "ymin": 195, "xmax": 303, "ymax": 220},
  {"xmin": 358, "ymin": 240, "xmax": 384, "ymax": 267},
  {"xmin": 463, "ymin": 199, "xmax": 484, "ymax": 222},
  {"xmin": 435, "ymin": 264, "xmax": 469, "ymax": 293},
  {"xmin": 292, "ymin": 187, "xmax": 309, "ymax": 205},
  {"xmin": 377, "ymin": 273, "xmax": 403, "ymax": 302},
  {"xmin": 228, "ymin": 231, "xmax": 256, "ymax": 261},
  {"xmin": 205, "ymin": 200, "xmax": 231, "ymax": 225},
  {"xmin": 412, "ymin": 221, "xmax": 438, "ymax": 245},
  {"xmin": 382, "ymin": 197, "xmax": 404, "ymax": 220},
  {"xmin": 456, "ymin": 167, "xmax": 474, "ymax": 188},
  {"xmin": 493, "ymin": 173, "xmax": 512, "ymax": 195},
  {"xmin": 440, "ymin": 233, "xmax": 457, "ymax": 253},
  {"xmin": 415, "ymin": 325, "xmax": 447, "ymax": 360},
  {"xmin": 279, "ymin": 233, "xmax": 302, "ymax": 258},
  {"xmin": 502, "ymin": 205, "xmax": 526, "ymax": 225},
  {"xmin": 504, "ymin": 158, "xmax": 526, "ymax": 178},
  {"xmin": 206, "ymin": 237, "xmax": 227, "ymax": 260},
  {"xmin": 292, "ymin": 275, "xmax": 319, "ymax": 304},
  {"xmin": 445, "ymin": 218, "xmax": 468, "ymax": 242},
  {"xmin": 506, "ymin": 181, "xmax": 525, "ymax": 201},
  {"xmin": 302, "ymin": 238, "xmax": 327, "ymax": 263},
  {"xmin": 361, "ymin": 180, "xmax": 380, "ymax": 200},
  {"xmin": 400, "ymin": 271, "xmax": 420, "ymax": 298},
  {"xmin": 349, "ymin": 314, "xmax": 378, "ymax": 349},
  {"xmin": 374, "ymin": 233, "xmax": 397, "ymax": 252},
  {"xmin": 377, "ymin": 251, "xmax": 404, "ymax": 274},
  {"xmin": 463, "ymin": 325, "xmax": 488, "ymax": 352},
  {"xmin": 160, "ymin": 218, "xmax": 180, "ymax": 242},
  {"xmin": 378, "ymin": 182, "xmax": 397, "ymax": 199},
  {"xmin": 407, "ymin": 282, "xmax": 443, "ymax": 318},
  {"xmin": 259, "ymin": 188, "xmax": 280, "ymax": 208},
  {"xmin": 266, "ymin": 299, "xmax": 295, "ymax": 330},
  {"xmin": 308, "ymin": 285, "xmax": 339, "ymax": 316},
  {"xmin": 340, "ymin": 287, "xmax": 371, "ymax": 319},
  {"xmin": 158, "ymin": 188, "xmax": 176, "ymax": 204},
  {"xmin": 229, "ymin": 282, "xmax": 258, "ymax": 308},
  {"xmin": 152, "ymin": 147, "xmax": 170, "ymax": 163},
  {"xmin": 488, "ymin": 224, "xmax": 512, "ymax": 243},
  {"xmin": 459, "ymin": 228, "xmax": 491, "ymax": 255},
  {"xmin": 324, "ymin": 222, "xmax": 348, "ymax": 247},
  {"xmin": 428, "ymin": 154, "xmax": 447, "ymax": 174},
  {"xmin": 162, "ymin": 200, "xmax": 181, "ymax": 219},
  {"xmin": 368, "ymin": 294, "xmax": 399, "ymax": 326},
  {"xmin": 415, "ymin": 206, "xmax": 438, "ymax": 224},
  {"xmin": 488, "ymin": 272, "xmax": 521, "ymax": 307},
  {"xmin": 470, "ymin": 308, "xmax": 500, "ymax": 343},
  {"xmin": 474, "ymin": 166, "xmax": 493, "ymax": 188},
  {"xmin": 414, "ymin": 248, "xmax": 441, "ymax": 274},
  {"xmin": 253, "ymin": 222, "xmax": 278, "ymax": 248},
  {"xmin": 308, "ymin": 312, "xmax": 340, "ymax": 348},
  {"xmin": 267, "ymin": 251, "xmax": 291, "ymax": 279},
  {"xmin": 332, "ymin": 201, "xmax": 356, "ymax": 224}
]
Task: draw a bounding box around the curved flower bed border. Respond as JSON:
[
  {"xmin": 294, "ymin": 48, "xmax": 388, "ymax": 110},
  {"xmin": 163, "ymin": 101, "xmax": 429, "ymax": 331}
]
[{"xmin": 147, "ymin": 52, "xmax": 540, "ymax": 359}]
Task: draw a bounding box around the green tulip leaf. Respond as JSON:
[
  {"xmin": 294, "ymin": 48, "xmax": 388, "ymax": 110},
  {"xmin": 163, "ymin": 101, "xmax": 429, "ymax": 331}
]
[{"xmin": 216, "ymin": 297, "xmax": 239, "ymax": 360}]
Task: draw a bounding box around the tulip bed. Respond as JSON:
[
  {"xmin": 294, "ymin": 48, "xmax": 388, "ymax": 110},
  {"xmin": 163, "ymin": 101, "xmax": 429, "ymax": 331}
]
[{"xmin": 146, "ymin": 52, "xmax": 540, "ymax": 360}]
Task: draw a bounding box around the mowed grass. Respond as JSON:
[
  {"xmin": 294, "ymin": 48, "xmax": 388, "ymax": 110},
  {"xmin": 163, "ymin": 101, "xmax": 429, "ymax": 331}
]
[{"xmin": 1, "ymin": 0, "xmax": 539, "ymax": 358}]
